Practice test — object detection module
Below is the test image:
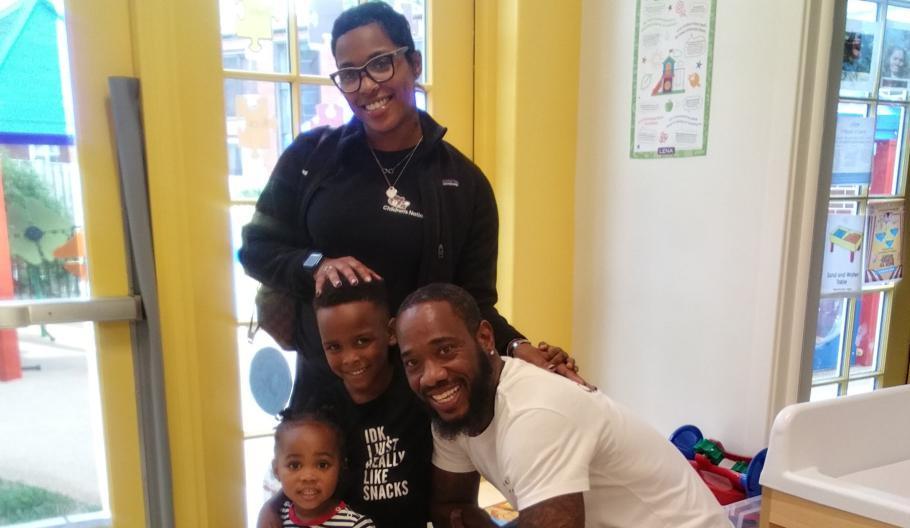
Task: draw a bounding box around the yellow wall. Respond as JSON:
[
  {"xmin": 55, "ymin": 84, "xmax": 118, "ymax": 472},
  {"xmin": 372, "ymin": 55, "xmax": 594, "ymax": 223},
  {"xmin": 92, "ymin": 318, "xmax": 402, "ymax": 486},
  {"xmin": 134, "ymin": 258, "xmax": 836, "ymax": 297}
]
[{"xmin": 475, "ymin": 0, "xmax": 582, "ymax": 354}]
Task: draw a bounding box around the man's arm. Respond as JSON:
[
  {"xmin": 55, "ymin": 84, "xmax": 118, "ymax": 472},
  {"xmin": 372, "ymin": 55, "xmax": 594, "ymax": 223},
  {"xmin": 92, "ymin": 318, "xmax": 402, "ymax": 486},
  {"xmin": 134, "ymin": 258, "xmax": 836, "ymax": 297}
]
[
  {"xmin": 430, "ymin": 466, "xmax": 496, "ymax": 528},
  {"xmin": 518, "ymin": 493, "xmax": 585, "ymax": 528},
  {"xmin": 255, "ymin": 493, "xmax": 284, "ymax": 528}
]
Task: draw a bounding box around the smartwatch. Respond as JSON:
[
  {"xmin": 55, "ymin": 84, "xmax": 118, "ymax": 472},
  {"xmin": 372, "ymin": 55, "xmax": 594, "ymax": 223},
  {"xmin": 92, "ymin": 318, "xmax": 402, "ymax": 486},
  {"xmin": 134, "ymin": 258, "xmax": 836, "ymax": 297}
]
[{"xmin": 302, "ymin": 251, "xmax": 324, "ymax": 275}]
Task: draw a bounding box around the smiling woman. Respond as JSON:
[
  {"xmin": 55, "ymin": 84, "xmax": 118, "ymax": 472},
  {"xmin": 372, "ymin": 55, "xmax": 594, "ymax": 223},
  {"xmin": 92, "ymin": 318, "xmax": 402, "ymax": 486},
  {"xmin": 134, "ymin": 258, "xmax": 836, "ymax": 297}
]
[{"xmin": 239, "ymin": 0, "xmax": 576, "ymax": 414}]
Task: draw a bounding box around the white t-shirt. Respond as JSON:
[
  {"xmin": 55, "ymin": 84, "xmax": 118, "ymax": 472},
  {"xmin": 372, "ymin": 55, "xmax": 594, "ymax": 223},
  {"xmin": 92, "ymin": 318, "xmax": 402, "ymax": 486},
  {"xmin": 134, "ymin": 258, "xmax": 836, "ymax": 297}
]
[{"xmin": 432, "ymin": 358, "xmax": 730, "ymax": 528}]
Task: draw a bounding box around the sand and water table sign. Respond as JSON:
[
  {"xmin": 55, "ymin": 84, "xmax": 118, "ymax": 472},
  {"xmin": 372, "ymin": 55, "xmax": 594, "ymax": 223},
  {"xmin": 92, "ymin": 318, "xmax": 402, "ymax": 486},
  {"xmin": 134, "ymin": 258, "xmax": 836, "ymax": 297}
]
[
  {"xmin": 821, "ymin": 214, "xmax": 865, "ymax": 295},
  {"xmin": 631, "ymin": 0, "xmax": 716, "ymax": 159}
]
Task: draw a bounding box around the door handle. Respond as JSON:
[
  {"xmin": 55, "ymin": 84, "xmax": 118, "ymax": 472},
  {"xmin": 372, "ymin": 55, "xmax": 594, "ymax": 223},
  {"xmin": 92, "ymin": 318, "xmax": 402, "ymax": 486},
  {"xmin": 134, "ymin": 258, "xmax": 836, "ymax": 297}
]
[{"xmin": 0, "ymin": 296, "xmax": 143, "ymax": 328}]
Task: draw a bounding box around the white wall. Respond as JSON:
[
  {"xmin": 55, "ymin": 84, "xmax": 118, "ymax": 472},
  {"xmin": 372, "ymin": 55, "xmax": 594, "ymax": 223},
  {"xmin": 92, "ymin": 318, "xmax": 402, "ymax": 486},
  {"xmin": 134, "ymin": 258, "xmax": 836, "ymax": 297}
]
[{"xmin": 573, "ymin": 1, "xmax": 817, "ymax": 453}]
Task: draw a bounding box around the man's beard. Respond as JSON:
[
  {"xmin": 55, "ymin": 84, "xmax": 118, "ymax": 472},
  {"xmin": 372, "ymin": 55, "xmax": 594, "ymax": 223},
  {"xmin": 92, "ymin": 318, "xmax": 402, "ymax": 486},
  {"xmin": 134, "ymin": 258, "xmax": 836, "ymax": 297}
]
[{"xmin": 427, "ymin": 344, "xmax": 495, "ymax": 440}]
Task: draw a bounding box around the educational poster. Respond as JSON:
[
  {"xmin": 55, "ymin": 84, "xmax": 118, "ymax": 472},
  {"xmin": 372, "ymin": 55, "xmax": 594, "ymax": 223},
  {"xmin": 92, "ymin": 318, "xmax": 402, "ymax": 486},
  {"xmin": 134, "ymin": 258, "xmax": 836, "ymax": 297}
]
[
  {"xmin": 821, "ymin": 214, "xmax": 865, "ymax": 295},
  {"xmin": 841, "ymin": 19, "xmax": 880, "ymax": 94},
  {"xmin": 864, "ymin": 202, "xmax": 904, "ymax": 284},
  {"xmin": 832, "ymin": 115, "xmax": 875, "ymax": 185},
  {"xmin": 631, "ymin": 0, "xmax": 716, "ymax": 159}
]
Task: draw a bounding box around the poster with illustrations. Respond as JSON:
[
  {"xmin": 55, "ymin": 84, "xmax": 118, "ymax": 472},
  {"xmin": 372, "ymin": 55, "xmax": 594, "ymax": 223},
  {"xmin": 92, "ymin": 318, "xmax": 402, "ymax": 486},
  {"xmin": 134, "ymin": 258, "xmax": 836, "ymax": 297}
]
[
  {"xmin": 864, "ymin": 201, "xmax": 903, "ymax": 284},
  {"xmin": 821, "ymin": 214, "xmax": 865, "ymax": 295},
  {"xmin": 832, "ymin": 114, "xmax": 875, "ymax": 185},
  {"xmin": 841, "ymin": 19, "xmax": 880, "ymax": 95},
  {"xmin": 631, "ymin": 0, "xmax": 716, "ymax": 159}
]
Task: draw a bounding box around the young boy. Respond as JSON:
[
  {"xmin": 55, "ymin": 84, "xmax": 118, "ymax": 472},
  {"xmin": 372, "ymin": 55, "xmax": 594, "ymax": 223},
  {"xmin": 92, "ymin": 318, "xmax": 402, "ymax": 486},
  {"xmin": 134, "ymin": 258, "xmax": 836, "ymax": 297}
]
[
  {"xmin": 272, "ymin": 407, "xmax": 374, "ymax": 527},
  {"xmin": 260, "ymin": 280, "xmax": 432, "ymax": 528}
]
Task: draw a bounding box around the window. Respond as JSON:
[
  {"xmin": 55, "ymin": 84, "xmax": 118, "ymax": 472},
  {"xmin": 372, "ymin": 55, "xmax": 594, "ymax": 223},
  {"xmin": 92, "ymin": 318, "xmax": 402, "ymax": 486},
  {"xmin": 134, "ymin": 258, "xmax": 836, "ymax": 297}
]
[
  {"xmin": 217, "ymin": 1, "xmax": 428, "ymax": 525},
  {"xmin": 809, "ymin": 0, "xmax": 909, "ymax": 401}
]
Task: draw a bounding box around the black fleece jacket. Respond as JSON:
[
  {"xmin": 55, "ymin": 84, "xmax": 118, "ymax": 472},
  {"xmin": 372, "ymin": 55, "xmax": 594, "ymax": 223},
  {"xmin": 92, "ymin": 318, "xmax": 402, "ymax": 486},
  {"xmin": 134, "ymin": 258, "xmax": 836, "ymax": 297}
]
[{"xmin": 239, "ymin": 111, "xmax": 523, "ymax": 369}]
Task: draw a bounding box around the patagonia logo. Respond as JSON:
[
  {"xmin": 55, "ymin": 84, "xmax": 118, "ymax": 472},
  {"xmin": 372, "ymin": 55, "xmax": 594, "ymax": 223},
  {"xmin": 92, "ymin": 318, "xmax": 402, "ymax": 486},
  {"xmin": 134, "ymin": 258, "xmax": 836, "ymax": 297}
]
[{"xmin": 442, "ymin": 179, "xmax": 459, "ymax": 187}]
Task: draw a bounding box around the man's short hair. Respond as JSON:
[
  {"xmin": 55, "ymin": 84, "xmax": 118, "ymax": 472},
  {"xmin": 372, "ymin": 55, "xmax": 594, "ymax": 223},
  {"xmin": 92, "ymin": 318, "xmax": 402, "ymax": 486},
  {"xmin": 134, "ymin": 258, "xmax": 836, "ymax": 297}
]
[
  {"xmin": 397, "ymin": 283, "xmax": 482, "ymax": 333},
  {"xmin": 313, "ymin": 278, "xmax": 389, "ymax": 315},
  {"xmin": 331, "ymin": 1, "xmax": 416, "ymax": 57}
]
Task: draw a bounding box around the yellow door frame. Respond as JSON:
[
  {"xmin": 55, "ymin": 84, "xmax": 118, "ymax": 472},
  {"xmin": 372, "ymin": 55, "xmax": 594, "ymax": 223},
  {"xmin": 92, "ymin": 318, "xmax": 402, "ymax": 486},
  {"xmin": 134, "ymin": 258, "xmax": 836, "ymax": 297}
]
[{"xmin": 64, "ymin": 0, "xmax": 146, "ymax": 524}]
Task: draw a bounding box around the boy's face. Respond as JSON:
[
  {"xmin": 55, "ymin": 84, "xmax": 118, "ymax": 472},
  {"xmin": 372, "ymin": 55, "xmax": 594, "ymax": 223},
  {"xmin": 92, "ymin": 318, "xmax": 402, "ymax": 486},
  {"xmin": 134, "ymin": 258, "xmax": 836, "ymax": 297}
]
[
  {"xmin": 273, "ymin": 422, "xmax": 341, "ymax": 519},
  {"xmin": 317, "ymin": 300, "xmax": 395, "ymax": 403}
]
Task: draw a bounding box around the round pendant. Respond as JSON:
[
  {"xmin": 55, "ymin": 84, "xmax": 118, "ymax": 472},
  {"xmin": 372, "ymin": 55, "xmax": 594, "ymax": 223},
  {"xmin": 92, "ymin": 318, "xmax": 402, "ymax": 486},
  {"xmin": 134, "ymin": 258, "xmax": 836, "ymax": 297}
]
[{"xmin": 386, "ymin": 186, "xmax": 398, "ymax": 199}]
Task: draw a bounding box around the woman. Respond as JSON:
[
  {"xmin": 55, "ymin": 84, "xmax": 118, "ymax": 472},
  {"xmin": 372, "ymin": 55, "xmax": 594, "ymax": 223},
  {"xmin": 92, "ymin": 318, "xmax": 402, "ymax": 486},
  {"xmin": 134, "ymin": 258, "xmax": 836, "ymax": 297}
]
[
  {"xmin": 885, "ymin": 45, "xmax": 908, "ymax": 78},
  {"xmin": 240, "ymin": 1, "xmax": 582, "ymax": 408}
]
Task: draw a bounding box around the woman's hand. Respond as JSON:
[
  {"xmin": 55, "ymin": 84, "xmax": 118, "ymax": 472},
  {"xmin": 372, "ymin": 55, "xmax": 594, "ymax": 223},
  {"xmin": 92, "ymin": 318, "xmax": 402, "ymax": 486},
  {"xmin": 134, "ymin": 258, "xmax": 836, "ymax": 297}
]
[
  {"xmin": 314, "ymin": 256, "xmax": 383, "ymax": 295},
  {"xmin": 512, "ymin": 341, "xmax": 596, "ymax": 391}
]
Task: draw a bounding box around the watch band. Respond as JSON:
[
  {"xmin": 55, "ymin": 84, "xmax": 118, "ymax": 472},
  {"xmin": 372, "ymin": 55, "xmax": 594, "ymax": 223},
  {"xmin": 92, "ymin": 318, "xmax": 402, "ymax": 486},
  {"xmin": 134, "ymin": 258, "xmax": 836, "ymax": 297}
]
[
  {"xmin": 302, "ymin": 251, "xmax": 324, "ymax": 275},
  {"xmin": 507, "ymin": 338, "xmax": 531, "ymax": 357}
]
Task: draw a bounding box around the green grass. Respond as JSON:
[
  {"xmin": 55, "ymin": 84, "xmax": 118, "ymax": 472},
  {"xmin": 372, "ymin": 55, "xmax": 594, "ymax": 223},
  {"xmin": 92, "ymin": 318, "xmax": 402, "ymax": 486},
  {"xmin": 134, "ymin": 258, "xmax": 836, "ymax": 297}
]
[{"xmin": 0, "ymin": 478, "xmax": 100, "ymax": 524}]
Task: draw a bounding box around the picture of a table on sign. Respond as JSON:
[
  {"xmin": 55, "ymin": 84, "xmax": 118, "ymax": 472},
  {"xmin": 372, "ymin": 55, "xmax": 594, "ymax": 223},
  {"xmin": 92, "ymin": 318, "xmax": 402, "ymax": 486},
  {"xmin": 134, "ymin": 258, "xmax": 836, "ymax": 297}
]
[{"xmin": 829, "ymin": 226, "xmax": 863, "ymax": 262}]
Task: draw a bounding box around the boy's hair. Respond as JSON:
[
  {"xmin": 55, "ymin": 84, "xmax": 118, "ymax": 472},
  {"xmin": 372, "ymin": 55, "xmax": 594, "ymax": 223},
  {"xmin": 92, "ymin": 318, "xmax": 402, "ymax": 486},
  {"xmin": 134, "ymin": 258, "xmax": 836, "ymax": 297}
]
[
  {"xmin": 398, "ymin": 283, "xmax": 482, "ymax": 333},
  {"xmin": 274, "ymin": 404, "xmax": 346, "ymax": 458},
  {"xmin": 331, "ymin": 1, "xmax": 416, "ymax": 58},
  {"xmin": 313, "ymin": 278, "xmax": 390, "ymax": 316}
]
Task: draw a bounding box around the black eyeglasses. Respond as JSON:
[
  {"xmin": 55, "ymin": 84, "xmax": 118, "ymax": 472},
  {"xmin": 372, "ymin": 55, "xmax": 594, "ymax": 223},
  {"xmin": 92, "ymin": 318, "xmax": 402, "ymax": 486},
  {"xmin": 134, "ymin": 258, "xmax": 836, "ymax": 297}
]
[{"xmin": 329, "ymin": 47, "xmax": 409, "ymax": 93}]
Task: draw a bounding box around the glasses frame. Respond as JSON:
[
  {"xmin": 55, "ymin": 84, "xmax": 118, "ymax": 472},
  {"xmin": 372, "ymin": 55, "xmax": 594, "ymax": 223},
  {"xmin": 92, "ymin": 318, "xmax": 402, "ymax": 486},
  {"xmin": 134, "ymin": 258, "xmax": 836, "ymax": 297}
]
[{"xmin": 329, "ymin": 46, "xmax": 410, "ymax": 93}]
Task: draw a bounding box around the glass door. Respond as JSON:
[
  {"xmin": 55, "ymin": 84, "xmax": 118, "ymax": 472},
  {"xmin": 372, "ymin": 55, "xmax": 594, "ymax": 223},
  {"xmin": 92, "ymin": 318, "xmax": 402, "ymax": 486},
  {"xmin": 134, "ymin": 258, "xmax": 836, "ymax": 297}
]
[
  {"xmin": 807, "ymin": 0, "xmax": 910, "ymax": 401},
  {"xmin": 215, "ymin": 1, "xmax": 473, "ymax": 525},
  {"xmin": 0, "ymin": 0, "xmax": 149, "ymax": 526}
]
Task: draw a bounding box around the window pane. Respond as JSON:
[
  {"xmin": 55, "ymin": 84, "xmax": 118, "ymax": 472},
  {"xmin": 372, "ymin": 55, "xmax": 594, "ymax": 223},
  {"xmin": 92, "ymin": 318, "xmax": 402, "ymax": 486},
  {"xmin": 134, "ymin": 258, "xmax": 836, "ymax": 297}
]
[
  {"xmin": 295, "ymin": 0, "xmax": 354, "ymax": 76},
  {"xmin": 814, "ymin": 297, "xmax": 848, "ymax": 381},
  {"xmin": 299, "ymin": 84, "xmax": 353, "ymax": 132},
  {"xmin": 846, "ymin": 376, "xmax": 877, "ymax": 395},
  {"xmin": 0, "ymin": 151, "xmax": 88, "ymax": 301},
  {"xmin": 244, "ymin": 436, "xmax": 280, "ymax": 528},
  {"xmin": 849, "ymin": 292, "xmax": 885, "ymax": 376},
  {"xmin": 879, "ymin": 5, "xmax": 910, "ymax": 101},
  {"xmin": 390, "ymin": 0, "xmax": 426, "ymax": 83},
  {"xmin": 224, "ymin": 79, "xmax": 293, "ymax": 200},
  {"xmin": 810, "ymin": 383, "xmax": 840, "ymax": 402},
  {"xmin": 841, "ymin": 0, "xmax": 881, "ymax": 98},
  {"xmin": 417, "ymin": 88, "xmax": 426, "ymax": 111},
  {"xmin": 832, "ymin": 103, "xmax": 874, "ymax": 195},
  {"xmin": 236, "ymin": 326, "xmax": 296, "ymax": 437},
  {"xmin": 870, "ymin": 104, "xmax": 905, "ymax": 196},
  {"xmin": 220, "ymin": 0, "xmax": 291, "ymax": 74},
  {"xmin": 231, "ymin": 205, "xmax": 259, "ymax": 322},
  {"xmin": 0, "ymin": 323, "xmax": 109, "ymax": 524}
]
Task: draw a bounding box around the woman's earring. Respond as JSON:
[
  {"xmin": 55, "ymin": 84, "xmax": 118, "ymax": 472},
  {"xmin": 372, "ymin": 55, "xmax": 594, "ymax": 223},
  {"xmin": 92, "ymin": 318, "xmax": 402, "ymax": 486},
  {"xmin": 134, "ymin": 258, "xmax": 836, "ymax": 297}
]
[{"xmin": 489, "ymin": 349, "xmax": 496, "ymax": 356}]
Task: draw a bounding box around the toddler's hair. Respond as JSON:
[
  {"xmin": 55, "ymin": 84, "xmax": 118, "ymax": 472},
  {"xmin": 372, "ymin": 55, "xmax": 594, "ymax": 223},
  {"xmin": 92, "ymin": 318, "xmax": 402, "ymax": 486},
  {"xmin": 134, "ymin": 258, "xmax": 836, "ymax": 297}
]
[{"xmin": 274, "ymin": 403, "xmax": 346, "ymax": 457}]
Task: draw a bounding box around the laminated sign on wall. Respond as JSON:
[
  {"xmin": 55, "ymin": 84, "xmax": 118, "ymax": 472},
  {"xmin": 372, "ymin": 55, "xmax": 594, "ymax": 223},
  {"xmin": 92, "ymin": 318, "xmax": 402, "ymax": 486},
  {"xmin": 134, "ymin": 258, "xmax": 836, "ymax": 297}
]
[{"xmin": 630, "ymin": 0, "xmax": 716, "ymax": 159}]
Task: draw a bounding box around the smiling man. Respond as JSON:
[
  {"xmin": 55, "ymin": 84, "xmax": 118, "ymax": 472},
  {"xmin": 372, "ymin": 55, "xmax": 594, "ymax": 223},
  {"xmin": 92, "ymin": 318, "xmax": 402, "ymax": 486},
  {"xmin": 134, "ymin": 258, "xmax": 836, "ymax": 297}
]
[{"xmin": 395, "ymin": 283, "xmax": 730, "ymax": 528}]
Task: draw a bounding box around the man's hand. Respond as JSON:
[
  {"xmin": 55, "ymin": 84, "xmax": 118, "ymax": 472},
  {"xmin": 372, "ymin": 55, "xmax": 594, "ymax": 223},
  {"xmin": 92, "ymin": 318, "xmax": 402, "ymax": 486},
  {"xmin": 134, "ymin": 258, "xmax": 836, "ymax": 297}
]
[{"xmin": 512, "ymin": 342, "xmax": 596, "ymax": 391}]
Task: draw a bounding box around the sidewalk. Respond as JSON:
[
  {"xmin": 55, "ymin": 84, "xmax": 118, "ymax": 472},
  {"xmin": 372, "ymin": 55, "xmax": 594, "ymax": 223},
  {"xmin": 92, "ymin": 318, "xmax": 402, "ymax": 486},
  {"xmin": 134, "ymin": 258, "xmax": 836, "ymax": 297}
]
[{"xmin": 0, "ymin": 324, "xmax": 103, "ymax": 506}]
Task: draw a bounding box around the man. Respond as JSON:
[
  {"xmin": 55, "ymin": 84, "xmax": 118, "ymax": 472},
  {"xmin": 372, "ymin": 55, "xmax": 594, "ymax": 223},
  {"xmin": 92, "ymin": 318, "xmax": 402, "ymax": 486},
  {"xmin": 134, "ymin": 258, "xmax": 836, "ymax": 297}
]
[{"xmin": 394, "ymin": 283, "xmax": 730, "ymax": 528}]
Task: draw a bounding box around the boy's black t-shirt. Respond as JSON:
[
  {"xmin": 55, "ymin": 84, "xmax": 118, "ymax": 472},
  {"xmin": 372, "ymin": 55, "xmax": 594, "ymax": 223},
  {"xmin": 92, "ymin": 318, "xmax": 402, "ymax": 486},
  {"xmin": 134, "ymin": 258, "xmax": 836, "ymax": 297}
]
[{"xmin": 307, "ymin": 361, "xmax": 432, "ymax": 528}]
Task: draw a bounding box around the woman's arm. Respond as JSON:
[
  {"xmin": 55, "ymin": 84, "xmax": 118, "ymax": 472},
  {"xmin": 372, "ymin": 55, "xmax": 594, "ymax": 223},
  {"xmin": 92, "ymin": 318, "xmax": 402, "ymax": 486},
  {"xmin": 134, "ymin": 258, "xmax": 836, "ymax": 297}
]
[{"xmin": 239, "ymin": 133, "xmax": 322, "ymax": 295}]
